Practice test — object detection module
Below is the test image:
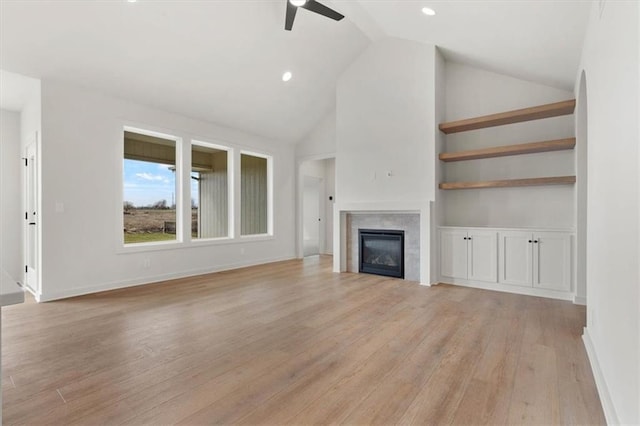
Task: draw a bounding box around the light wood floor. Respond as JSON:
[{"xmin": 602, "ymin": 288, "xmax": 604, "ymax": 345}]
[{"xmin": 2, "ymin": 256, "xmax": 605, "ymax": 425}]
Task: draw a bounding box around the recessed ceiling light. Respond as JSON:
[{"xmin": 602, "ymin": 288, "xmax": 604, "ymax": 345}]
[
  {"xmin": 127, "ymin": 0, "xmax": 137, "ymax": 2},
  {"xmin": 282, "ymin": 71, "xmax": 293, "ymax": 82},
  {"xmin": 290, "ymin": 0, "xmax": 307, "ymax": 6},
  {"xmin": 421, "ymin": 7, "xmax": 436, "ymax": 16}
]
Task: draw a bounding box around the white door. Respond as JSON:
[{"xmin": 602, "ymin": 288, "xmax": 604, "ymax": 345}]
[
  {"xmin": 467, "ymin": 230, "xmax": 498, "ymax": 283},
  {"xmin": 24, "ymin": 140, "xmax": 39, "ymax": 294},
  {"xmin": 498, "ymin": 231, "xmax": 532, "ymax": 287},
  {"xmin": 302, "ymin": 176, "xmax": 322, "ymax": 257},
  {"xmin": 440, "ymin": 229, "xmax": 468, "ymax": 279},
  {"xmin": 533, "ymin": 232, "xmax": 571, "ymax": 292}
]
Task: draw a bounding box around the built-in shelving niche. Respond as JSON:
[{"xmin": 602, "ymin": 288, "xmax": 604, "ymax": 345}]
[{"xmin": 438, "ymin": 99, "xmax": 577, "ymax": 190}]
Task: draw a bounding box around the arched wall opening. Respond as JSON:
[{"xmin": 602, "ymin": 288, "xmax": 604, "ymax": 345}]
[{"xmin": 576, "ymin": 70, "xmax": 589, "ymax": 307}]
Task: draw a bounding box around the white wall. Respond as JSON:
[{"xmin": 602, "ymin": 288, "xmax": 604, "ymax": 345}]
[
  {"xmin": 578, "ymin": 1, "xmax": 640, "ymax": 424},
  {"xmin": 442, "ymin": 62, "xmax": 576, "ymax": 229},
  {"xmin": 0, "ymin": 109, "xmax": 22, "ymax": 282},
  {"xmin": 300, "ymin": 160, "xmax": 326, "ymax": 180},
  {"xmin": 334, "ymin": 37, "xmax": 437, "ymax": 284},
  {"xmin": 295, "ymin": 110, "xmax": 336, "ymax": 160},
  {"xmin": 39, "ymin": 80, "xmax": 296, "ymax": 301},
  {"xmin": 337, "ymin": 38, "xmax": 435, "ymax": 204}
]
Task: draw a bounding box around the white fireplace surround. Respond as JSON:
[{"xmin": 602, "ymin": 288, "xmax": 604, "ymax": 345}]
[{"xmin": 333, "ymin": 201, "xmax": 434, "ymax": 285}]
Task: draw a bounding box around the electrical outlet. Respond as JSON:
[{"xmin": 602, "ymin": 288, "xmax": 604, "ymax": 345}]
[
  {"xmin": 143, "ymin": 258, "xmax": 151, "ymax": 268},
  {"xmin": 240, "ymin": 248, "xmax": 245, "ymax": 255},
  {"xmin": 588, "ymin": 307, "xmax": 595, "ymax": 327}
]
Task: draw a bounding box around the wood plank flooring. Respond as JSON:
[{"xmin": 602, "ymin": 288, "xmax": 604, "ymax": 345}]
[{"xmin": 2, "ymin": 256, "xmax": 605, "ymax": 425}]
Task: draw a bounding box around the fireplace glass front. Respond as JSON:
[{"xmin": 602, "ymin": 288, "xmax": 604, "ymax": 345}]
[{"xmin": 359, "ymin": 229, "xmax": 404, "ymax": 279}]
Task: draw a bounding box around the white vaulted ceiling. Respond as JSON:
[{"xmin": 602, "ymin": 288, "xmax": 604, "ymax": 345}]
[
  {"xmin": 0, "ymin": 0, "xmax": 370, "ymax": 142},
  {"xmin": 351, "ymin": 0, "xmax": 592, "ymax": 90},
  {"xmin": 0, "ymin": 1, "xmax": 592, "ymax": 143}
]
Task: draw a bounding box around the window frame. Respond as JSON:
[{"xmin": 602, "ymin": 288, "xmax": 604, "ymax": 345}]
[
  {"xmin": 120, "ymin": 125, "xmax": 183, "ymax": 250},
  {"xmin": 239, "ymin": 150, "xmax": 274, "ymax": 238},
  {"xmin": 190, "ymin": 140, "xmax": 234, "ymax": 243},
  {"xmin": 116, "ymin": 124, "xmax": 275, "ymax": 255}
]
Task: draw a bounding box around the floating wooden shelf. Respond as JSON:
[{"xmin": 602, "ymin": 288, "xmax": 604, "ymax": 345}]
[
  {"xmin": 439, "ymin": 99, "xmax": 576, "ymax": 134},
  {"xmin": 439, "ymin": 176, "xmax": 576, "ymax": 190},
  {"xmin": 439, "ymin": 138, "xmax": 576, "ymax": 162}
]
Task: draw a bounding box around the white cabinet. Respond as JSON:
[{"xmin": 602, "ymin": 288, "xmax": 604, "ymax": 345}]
[
  {"xmin": 439, "ymin": 227, "xmax": 573, "ymax": 300},
  {"xmin": 498, "ymin": 231, "xmax": 571, "ymax": 292},
  {"xmin": 534, "ymin": 232, "xmax": 571, "ymax": 291},
  {"xmin": 440, "ymin": 229, "xmax": 468, "ymax": 279},
  {"xmin": 440, "ymin": 229, "xmax": 497, "ymax": 283},
  {"xmin": 498, "ymin": 231, "xmax": 532, "ymax": 287}
]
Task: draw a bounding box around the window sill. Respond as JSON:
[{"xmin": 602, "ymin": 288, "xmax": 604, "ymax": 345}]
[
  {"xmin": 117, "ymin": 240, "xmax": 182, "ymax": 254},
  {"xmin": 239, "ymin": 234, "xmax": 274, "ymax": 242},
  {"xmin": 116, "ymin": 234, "xmax": 275, "ymax": 254}
]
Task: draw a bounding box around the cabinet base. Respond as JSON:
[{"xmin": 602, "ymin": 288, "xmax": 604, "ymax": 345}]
[{"xmin": 439, "ymin": 277, "xmax": 574, "ymax": 302}]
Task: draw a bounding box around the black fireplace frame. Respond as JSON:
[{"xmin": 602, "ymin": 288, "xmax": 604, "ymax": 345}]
[{"xmin": 358, "ymin": 229, "xmax": 405, "ymax": 279}]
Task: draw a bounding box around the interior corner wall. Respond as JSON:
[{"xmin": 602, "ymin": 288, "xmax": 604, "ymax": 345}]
[
  {"xmin": 0, "ymin": 109, "xmax": 22, "ymax": 283},
  {"xmin": 39, "ymin": 80, "xmax": 296, "ymax": 301},
  {"xmin": 432, "ymin": 48, "xmax": 446, "ymax": 284},
  {"xmin": 578, "ymin": 1, "xmax": 640, "ymax": 424},
  {"xmin": 575, "ymin": 72, "xmax": 588, "ymax": 304},
  {"xmin": 441, "ymin": 62, "xmax": 575, "ymax": 229}
]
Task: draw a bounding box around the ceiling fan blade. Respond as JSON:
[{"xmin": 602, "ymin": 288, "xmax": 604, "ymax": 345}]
[
  {"xmin": 300, "ymin": 0, "xmax": 344, "ymax": 21},
  {"xmin": 285, "ymin": 0, "xmax": 298, "ymax": 31}
]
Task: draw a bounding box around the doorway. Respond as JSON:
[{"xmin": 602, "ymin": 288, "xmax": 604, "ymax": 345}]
[
  {"xmin": 303, "ymin": 176, "xmax": 322, "ymax": 256},
  {"xmin": 24, "ymin": 138, "xmax": 39, "ymax": 295},
  {"xmin": 298, "ymin": 157, "xmax": 335, "ymax": 258}
]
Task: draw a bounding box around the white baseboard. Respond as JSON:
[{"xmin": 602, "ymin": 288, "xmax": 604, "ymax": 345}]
[
  {"xmin": 582, "ymin": 327, "xmax": 619, "ymax": 425},
  {"xmin": 573, "ymin": 295, "xmax": 587, "ymax": 305},
  {"xmin": 39, "ymin": 255, "xmax": 296, "ymax": 302}
]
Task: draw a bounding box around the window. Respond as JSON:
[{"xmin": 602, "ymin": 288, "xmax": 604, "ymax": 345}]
[
  {"xmin": 241, "ymin": 152, "xmax": 271, "ymax": 236},
  {"xmin": 123, "ymin": 130, "xmax": 179, "ymax": 244},
  {"xmin": 122, "ymin": 128, "xmax": 272, "ymax": 247},
  {"xmin": 191, "ymin": 142, "xmax": 231, "ymax": 239}
]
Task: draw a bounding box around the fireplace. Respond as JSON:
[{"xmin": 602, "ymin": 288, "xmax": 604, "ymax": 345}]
[{"xmin": 359, "ymin": 229, "xmax": 405, "ymax": 279}]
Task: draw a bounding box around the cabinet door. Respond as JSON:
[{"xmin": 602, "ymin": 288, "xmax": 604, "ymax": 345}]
[
  {"xmin": 533, "ymin": 232, "xmax": 571, "ymax": 292},
  {"xmin": 498, "ymin": 231, "xmax": 533, "ymax": 287},
  {"xmin": 440, "ymin": 229, "xmax": 468, "ymax": 279},
  {"xmin": 467, "ymin": 230, "xmax": 498, "ymax": 283}
]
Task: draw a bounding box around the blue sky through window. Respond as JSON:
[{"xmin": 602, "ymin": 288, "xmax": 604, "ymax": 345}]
[{"xmin": 123, "ymin": 159, "xmax": 200, "ymax": 208}]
